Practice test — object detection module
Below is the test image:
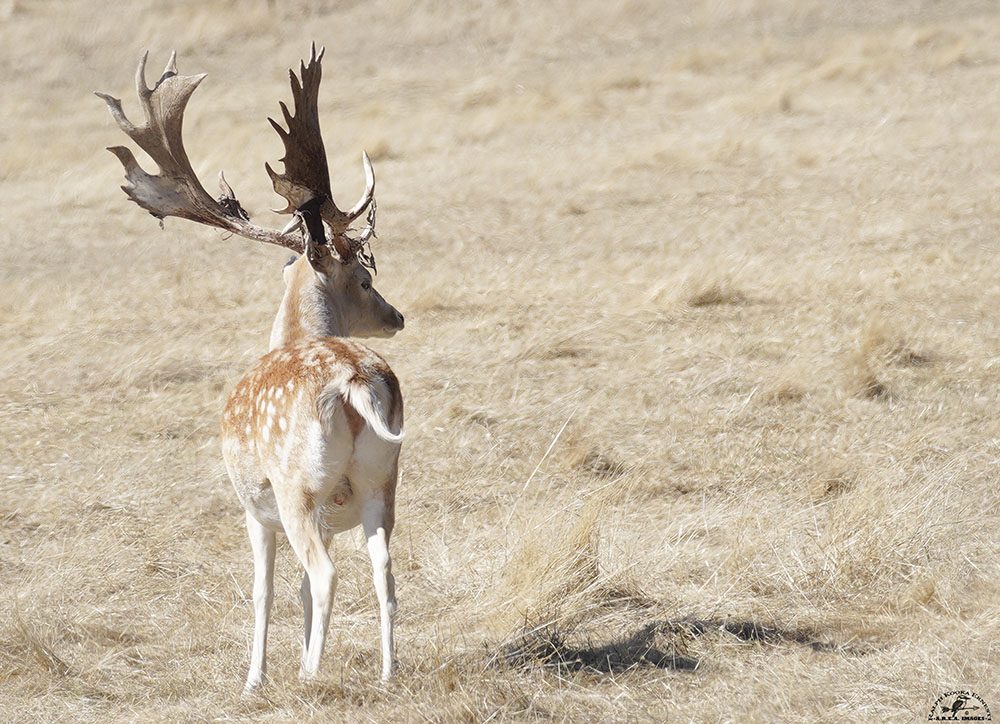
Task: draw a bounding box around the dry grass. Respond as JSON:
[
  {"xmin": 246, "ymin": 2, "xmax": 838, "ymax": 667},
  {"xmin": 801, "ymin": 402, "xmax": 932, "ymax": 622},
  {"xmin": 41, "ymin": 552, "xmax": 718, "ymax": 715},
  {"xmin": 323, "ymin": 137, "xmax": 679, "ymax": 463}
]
[{"xmin": 2, "ymin": 0, "xmax": 999, "ymax": 721}]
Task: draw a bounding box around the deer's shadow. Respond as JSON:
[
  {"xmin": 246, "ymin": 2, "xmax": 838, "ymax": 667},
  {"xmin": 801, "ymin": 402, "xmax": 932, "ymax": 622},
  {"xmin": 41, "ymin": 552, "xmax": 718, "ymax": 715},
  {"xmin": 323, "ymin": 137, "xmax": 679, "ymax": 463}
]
[{"xmin": 497, "ymin": 617, "xmax": 860, "ymax": 674}]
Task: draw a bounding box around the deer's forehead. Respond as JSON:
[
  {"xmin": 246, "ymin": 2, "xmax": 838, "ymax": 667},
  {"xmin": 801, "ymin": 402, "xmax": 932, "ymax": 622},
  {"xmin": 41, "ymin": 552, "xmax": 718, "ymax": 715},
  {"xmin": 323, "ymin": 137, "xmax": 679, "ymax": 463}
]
[{"xmin": 350, "ymin": 264, "xmax": 372, "ymax": 283}]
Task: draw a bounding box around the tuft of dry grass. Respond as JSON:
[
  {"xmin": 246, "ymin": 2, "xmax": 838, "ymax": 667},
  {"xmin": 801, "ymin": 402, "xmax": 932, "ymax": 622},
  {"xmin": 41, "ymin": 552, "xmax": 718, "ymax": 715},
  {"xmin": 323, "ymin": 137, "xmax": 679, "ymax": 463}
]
[
  {"xmin": 685, "ymin": 279, "xmax": 748, "ymax": 308},
  {"xmin": 847, "ymin": 317, "xmax": 936, "ymax": 399},
  {"xmin": 493, "ymin": 497, "xmax": 604, "ymax": 632}
]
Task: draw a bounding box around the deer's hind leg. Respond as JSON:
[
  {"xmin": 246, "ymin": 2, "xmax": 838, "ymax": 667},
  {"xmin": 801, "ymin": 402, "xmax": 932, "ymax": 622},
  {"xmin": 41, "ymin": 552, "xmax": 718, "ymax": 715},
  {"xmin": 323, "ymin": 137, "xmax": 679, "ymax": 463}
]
[
  {"xmin": 360, "ymin": 462, "xmax": 398, "ymax": 681},
  {"xmin": 299, "ymin": 572, "xmax": 312, "ymax": 671},
  {"xmin": 275, "ymin": 479, "xmax": 338, "ymax": 681},
  {"xmin": 223, "ymin": 448, "xmax": 279, "ymax": 694},
  {"xmin": 243, "ymin": 510, "xmax": 276, "ymax": 693}
]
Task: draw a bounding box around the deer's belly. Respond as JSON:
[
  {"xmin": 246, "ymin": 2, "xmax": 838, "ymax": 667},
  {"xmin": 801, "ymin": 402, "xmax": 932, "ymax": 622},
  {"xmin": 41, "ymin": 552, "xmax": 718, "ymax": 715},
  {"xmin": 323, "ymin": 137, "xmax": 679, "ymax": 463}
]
[
  {"xmin": 319, "ymin": 492, "xmax": 362, "ymax": 534},
  {"xmin": 244, "ymin": 485, "xmax": 283, "ymax": 531},
  {"xmin": 237, "ymin": 482, "xmax": 360, "ymax": 534},
  {"xmin": 237, "ymin": 473, "xmax": 360, "ymax": 535}
]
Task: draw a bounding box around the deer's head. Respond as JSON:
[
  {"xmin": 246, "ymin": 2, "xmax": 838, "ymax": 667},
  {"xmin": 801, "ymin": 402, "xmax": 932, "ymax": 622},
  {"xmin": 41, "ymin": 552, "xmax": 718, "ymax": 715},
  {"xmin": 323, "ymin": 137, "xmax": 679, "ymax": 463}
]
[
  {"xmin": 96, "ymin": 45, "xmax": 403, "ymax": 349},
  {"xmin": 278, "ymin": 191, "xmax": 404, "ymax": 346}
]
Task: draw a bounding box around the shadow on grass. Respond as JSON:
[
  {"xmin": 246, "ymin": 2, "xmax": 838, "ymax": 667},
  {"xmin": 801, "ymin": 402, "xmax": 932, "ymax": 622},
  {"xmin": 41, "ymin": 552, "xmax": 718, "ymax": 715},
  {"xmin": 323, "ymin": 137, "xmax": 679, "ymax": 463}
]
[{"xmin": 496, "ymin": 617, "xmax": 854, "ymax": 674}]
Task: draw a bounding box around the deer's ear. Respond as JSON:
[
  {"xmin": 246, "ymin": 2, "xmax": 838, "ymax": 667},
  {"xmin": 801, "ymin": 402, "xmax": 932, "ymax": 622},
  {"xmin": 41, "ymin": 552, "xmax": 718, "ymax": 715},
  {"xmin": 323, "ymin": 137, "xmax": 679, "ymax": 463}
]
[{"xmin": 282, "ymin": 254, "xmax": 299, "ymax": 284}]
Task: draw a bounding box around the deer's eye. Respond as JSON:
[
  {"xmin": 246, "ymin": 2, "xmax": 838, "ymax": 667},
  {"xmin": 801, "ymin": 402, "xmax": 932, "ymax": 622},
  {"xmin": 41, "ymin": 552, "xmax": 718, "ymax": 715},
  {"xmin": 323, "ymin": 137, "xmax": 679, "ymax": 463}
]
[{"xmin": 361, "ymin": 280, "xmax": 371, "ymax": 291}]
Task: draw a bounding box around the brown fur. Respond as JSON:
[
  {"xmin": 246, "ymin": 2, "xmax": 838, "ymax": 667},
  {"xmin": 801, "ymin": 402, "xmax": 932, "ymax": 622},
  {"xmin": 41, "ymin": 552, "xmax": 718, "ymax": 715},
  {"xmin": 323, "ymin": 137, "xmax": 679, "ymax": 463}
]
[
  {"xmin": 383, "ymin": 471, "xmax": 396, "ymax": 536},
  {"xmin": 221, "ymin": 337, "xmax": 383, "ymax": 451},
  {"xmin": 343, "ymin": 401, "xmax": 365, "ymax": 439}
]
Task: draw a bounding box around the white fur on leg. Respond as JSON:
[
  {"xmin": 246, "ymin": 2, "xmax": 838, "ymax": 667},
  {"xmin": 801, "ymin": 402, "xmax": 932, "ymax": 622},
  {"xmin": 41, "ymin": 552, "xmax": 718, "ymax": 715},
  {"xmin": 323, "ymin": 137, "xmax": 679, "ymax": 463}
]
[
  {"xmin": 362, "ymin": 500, "xmax": 396, "ymax": 681},
  {"xmin": 275, "ymin": 501, "xmax": 338, "ymax": 681},
  {"xmin": 299, "ymin": 572, "xmax": 312, "ymax": 672},
  {"xmin": 300, "ymin": 556, "xmax": 336, "ymax": 679},
  {"xmin": 243, "ymin": 511, "xmax": 276, "ymax": 693}
]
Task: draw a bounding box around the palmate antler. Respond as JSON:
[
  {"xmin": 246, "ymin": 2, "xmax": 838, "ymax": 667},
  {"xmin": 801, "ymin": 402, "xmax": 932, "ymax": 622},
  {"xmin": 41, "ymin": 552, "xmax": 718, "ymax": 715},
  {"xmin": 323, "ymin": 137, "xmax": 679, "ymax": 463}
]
[{"xmin": 96, "ymin": 45, "xmax": 377, "ymax": 260}]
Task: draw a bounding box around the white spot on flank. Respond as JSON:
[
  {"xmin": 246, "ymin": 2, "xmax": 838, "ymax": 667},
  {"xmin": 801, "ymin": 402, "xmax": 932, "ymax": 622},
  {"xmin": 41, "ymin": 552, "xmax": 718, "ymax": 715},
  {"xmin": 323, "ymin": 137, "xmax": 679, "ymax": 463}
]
[
  {"xmin": 262, "ymin": 426, "xmax": 270, "ymax": 443},
  {"xmin": 275, "ymin": 388, "xmax": 284, "ymax": 399},
  {"xmin": 245, "ymin": 424, "xmax": 251, "ymax": 436},
  {"xmin": 278, "ymin": 417, "xmax": 287, "ymax": 432},
  {"xmin": 267, "ymin": 402, "xmax": 276, "ymax": 416}
]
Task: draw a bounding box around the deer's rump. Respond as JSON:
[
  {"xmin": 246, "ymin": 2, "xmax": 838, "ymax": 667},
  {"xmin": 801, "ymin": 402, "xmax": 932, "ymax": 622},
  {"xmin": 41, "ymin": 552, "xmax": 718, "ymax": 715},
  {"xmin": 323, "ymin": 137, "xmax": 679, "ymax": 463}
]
[{"xmin": 220, "ymin": 337, "xmax": 403, "ymax": 533}]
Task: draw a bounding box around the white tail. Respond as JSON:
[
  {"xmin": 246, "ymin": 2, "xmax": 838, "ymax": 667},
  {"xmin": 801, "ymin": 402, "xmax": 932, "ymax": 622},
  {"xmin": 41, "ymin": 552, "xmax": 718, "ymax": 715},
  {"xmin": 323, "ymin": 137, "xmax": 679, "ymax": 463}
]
[{"xmin": 345, "ymin": 378, "xmax": 405, "ymax": 443}]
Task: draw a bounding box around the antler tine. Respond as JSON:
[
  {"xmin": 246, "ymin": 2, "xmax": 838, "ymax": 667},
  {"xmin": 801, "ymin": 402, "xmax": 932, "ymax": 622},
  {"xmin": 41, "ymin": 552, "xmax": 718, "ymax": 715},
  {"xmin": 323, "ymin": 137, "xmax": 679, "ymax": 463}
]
[
  {"xmin": 349, "ymin": 198, "xmax": 378, "ymax": 273},
  {"xmin": 134, "ymin": 50, "xmax": 151, "ymax": 101},
  {"xmin": 97, "ymin": 52, "xmax": 299, "ymax": 250},
  {"xmin": 344, "ymin": 151, "xmax": 376, "ymax": 220},
  {"xmin": 353, "ymin": 196, "xmax": 377, "ymax": 245},
  {"xmin": 159, "ymin": 50, "xmax": 178, "ymax": 84},
  {"xmin": 266, "ymin": 44, "xmax": 376, "ymax": 242},
  {"xmin": 218, "ymin": 170, "xmax": 236, "ymax": 198}
]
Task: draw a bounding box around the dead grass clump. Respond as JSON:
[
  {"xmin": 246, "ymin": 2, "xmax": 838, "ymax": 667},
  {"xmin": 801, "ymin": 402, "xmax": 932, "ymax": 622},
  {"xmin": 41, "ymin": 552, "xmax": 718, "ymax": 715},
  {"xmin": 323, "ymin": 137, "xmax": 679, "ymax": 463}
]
[
  {"xmin": 569, "ymin": 448, "xmax": 629, "ymax": 479},
  {"xmin": 447, "ymin": 402, "xmax": 500, "ymax": 428},
  {"xmin": 779, "ymin": 89, "xmax": 795, "ymax": 114},
  {"xmin": 671, "ymin": 46, "xmax": 727, "ymax": 73},
  {"xmin": 459, "ymin": 79, "xmax": 502, "ymax": 109},
  {"xmin": 859, "ymin": 319, "xmax": 933, "ymax": 368},
  {"xmin": 732, "ymin": 455, "xmax": 986, "ymax": 615},
  {"xmin": 538, "ymin": 343, "xmax": 587, "ymax": 361},
  {"xmin": 899, "ymin": 576, "xmax": 939, "ymax": 612},
  {"xmin": 808, "ymin": 460, "xmax": 857, "ymax": 502},
  {"xmin": 499, "ymin": 502, "xmax": 600, "ymax": 628},
  {"xmin": 561, "ymin": 433, "xmax": 630, "ymax": 479},
  {"xmin": 9, "ymin": 611, "xmax": 70, "ymax": 677},
  {"xmin": 809, "ymin": 504, "xmax": 917, "ymax": 595},
  {"xmin": 765, "ymin": 381, "xmax": 807, "ymax": 403},
  {"xmin": 600, "ymin": 73, "xmax": 647, "ymax": 91},
  {"xmin": 686, "ymin": 279, "xmax": 747, "ymax": 308},
  {"xmin": 763, "ymin": 364, "xmax": 811, "ymax": 404},
  {"xmin": 851, "ymin": 363, "xmax": 891, "ymax": 400},
  {"xmin": 493, "ymin": 490, "xmax": 648, "ymax": 637},
  {"xmin": 848, "ymin": 318, "xmax": 935, "ymax": 399},
  {"xmin": 806, "ymin": 469, "xmax": 971, "ymax": 603},
  {"xmin": 365, "ymin": 138, "xmax": 402, "ymax": 162}
]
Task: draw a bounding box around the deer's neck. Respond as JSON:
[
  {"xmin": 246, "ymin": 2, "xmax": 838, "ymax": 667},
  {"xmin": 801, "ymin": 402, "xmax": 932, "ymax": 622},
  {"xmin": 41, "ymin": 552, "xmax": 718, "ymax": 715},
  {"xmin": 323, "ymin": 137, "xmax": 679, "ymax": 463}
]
[{"xmin": 269, "ymin": 265, "xmax": 347, "ymax": 350}]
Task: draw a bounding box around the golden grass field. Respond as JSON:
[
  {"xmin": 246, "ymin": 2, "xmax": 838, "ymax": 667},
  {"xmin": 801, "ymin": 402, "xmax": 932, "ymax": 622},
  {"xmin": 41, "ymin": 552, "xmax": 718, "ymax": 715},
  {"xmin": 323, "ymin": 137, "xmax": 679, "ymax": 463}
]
[{"xmin": 2, "ymin": 0, "xmax": 999, "ymax": 720}]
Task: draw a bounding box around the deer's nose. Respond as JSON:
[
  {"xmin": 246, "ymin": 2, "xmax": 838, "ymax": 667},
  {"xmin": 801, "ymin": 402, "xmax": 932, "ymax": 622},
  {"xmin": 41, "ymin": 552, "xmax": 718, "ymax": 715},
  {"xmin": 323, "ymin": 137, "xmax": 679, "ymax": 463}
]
[{"xmin": 394, "ymin": 310, "xmax": 405, "ymax": 330}]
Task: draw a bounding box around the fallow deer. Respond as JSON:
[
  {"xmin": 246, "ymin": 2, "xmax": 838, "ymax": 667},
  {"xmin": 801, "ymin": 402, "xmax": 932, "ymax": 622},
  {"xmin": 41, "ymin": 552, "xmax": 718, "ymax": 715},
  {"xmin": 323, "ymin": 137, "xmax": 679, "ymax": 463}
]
[{"xmin": 97, "ymin": 46, "xmax": 404, "ymax": 691}]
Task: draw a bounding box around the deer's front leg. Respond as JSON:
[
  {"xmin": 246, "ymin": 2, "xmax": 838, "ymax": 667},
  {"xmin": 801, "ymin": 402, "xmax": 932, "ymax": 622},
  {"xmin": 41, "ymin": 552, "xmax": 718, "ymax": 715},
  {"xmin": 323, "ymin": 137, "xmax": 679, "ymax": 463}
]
[{"xmin": 243, "ymin": 511, "xmax": 276, "ymax": 694}]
